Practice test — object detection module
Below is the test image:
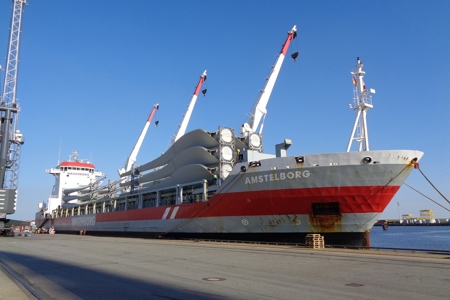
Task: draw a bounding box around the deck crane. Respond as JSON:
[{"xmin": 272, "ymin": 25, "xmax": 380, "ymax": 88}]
[
  {"xmin": 171, "ymin": 70, "xmax": 207, "ymax": 145},
  {"xmin": 118, "ymin": 72, "xmax": 207, "ymax": 182},
  {"xmin": 118, "ymin": 103, "xmax": 159, "ymax": 181},
  {"xmin": 0, "ymin": 0, "xmax": 27, "ymax": 234},
  {"xmin": 241, "ymin": 25, "xmax": 297, "ymax": 137}
]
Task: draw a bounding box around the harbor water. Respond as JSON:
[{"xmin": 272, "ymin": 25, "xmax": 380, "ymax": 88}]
[{"xmin": 371, "ymin": 226, "xmax": 450, "ymax": 251}]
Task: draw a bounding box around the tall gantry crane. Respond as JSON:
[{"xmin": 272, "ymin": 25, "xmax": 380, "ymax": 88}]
[{"xmin": 0, "ymin": 0, "xmax": 27, "ymax": 224}]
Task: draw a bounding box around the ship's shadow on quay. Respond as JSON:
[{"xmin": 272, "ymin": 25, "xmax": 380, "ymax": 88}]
[{"xmin": 0, "ymin": 251, "xmax": 223, "ymax": 300}]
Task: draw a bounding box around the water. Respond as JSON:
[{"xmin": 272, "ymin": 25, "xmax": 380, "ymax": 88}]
[{"xmin": 370, "ymin": 226, "xmax": 450, "ymax": 251}]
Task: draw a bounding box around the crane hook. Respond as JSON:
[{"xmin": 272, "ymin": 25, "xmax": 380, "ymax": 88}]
[
  {"xmin": 202, "ymin": 89, "xmax": 207, "ymax": 96},
  {"xmin": 291, "ymin": 52, "xmax": 299, "ymax": 62}
]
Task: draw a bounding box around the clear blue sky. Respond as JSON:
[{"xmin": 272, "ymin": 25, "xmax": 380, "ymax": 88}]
[{"xmin": 1, "ymin": 0, "xmax": 449, "ymax": 221}]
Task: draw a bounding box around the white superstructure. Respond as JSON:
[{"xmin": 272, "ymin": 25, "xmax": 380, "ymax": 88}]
[{"xmin": 43, "ymin": 151, "xmax": 104, "ymax": 213}]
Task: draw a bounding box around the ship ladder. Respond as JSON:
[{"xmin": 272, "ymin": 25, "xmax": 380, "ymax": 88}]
[{"xmin": 37, "ymin": 214, "xmax": 51, "ymax": 229}]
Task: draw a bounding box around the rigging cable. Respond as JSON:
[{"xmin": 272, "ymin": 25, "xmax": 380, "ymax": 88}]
[
  {"xmin": 404, "ymin": 182, "xmax": 450, "ymax": 213},
  {"xmin": 202, "ymin": 73, "xmax": 207, "ymax": 96},
  {"xmin": 155, "ymin": 104, "xmax": 160, "ymax": 126},
  {"xmin": 414, "ymin": 163, "xmax": 450, "ymax": 205},
  {"xmin": 290, "ymin": 29, "xmax": 299, "ymax": 61}
]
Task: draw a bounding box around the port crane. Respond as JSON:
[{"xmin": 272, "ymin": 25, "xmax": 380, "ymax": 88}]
[
  {"xmin": 241, "ymin": 25, "xmax": 297, "ymax": 137},
  {"xmin": 171, "ymin": 70, "xmax": 207, "ymax": 145},
  {"xmin": 0, "ymin": 0, "xmax": 27, "ymax": 235}
]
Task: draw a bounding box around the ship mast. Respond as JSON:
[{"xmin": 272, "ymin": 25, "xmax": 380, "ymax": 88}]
[
  {"xmin": 242, "ymin": 25, "xmax": 297, "ymax": 136},
  {"xmin": 171, "ymin": 70, "xmax": 207, "ymax": 145},
  {"xmin": 346, "ymin": 57, "xmax": 376, "ymax": 152},
  {"xmin": 0, "ymin": 0, "xmax": 27, "ymax": 218}
]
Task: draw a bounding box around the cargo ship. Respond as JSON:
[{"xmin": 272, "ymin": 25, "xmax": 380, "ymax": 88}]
[{"xmin": 35, "ymin": 26, "xmax": 423, "ymax": 246}]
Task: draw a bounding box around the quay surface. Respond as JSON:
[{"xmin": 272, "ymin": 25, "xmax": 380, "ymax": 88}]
[{"xmin": 0, "ymin": 234, "xmax": 449, "ymax": 300}]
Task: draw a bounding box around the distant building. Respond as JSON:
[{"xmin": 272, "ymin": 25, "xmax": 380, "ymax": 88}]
[
  {"xmin": 420, "ymin": 209, "xmax": 434, "ymax": 220},
  {"xmin": 402, "ymin": 214, "xmax": 414, "ymax": 220}
]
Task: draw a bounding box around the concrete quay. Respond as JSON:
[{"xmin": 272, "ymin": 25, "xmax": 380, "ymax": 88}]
[
  {"xmin": 0, "ymin": 234, "xmax": 449, "ymax": 300},
  {"xmin": 0, "ymin": 263, "xmax": 36, "ymax": 300}
]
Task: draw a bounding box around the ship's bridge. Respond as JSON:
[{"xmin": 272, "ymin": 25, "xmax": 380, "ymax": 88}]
[
  {"xmin": 46, "ymin": 161, "xmax": 97, "ymax": 175},
  {"xmin": 59, "ymin": 161, "xmax": 96, "ymax": 172}
]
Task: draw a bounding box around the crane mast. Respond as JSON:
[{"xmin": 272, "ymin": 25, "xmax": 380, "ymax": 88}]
[
  {"xmin": 242, "ymin": 25, "xmax": 297, "ymax": 136},
  {"xmin": 118, "ymin": 103, "xmax": 159, "ymax": 176},
  {"xmin": 0, "ymin": 0, "xmax": 27, "ymax": 220},
  {"xmin": 171, "ymin": 70, "xmax": 207, "ymax": 145}
]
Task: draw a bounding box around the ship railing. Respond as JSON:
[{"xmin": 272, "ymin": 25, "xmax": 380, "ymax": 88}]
[
  {"xmin": 52, "ymin": 178, "xmax": 213, "ymax": 218},
  {"xmin": 45, "ymin": 168, "xmax": 61, "ymax": 174},
  {"xmin": 352, "ymin": 88, "xmax": 373, "ymax": 108},
  {"xmin": 135, "ymin": 178, "xmax": 210, "ymax": 204}
]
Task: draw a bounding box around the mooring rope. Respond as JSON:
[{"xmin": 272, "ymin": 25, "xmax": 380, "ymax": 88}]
[
  {"xmin": 414, "ymin": 163, "xmax": 450, "ymax": 205},
  {"xmin": 404, "ymin": 183, "xmax": 450, "ymax": 213}
]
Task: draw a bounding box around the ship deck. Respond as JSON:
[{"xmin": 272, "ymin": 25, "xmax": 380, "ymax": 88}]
[{"xmin": 1, "ymin": 234, "xmax": 449, "ymax": 300}]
